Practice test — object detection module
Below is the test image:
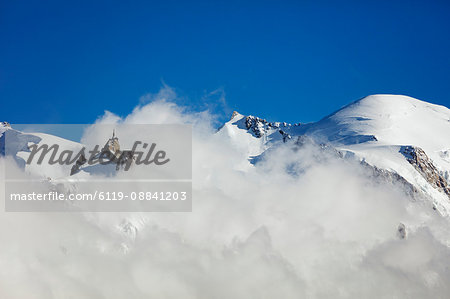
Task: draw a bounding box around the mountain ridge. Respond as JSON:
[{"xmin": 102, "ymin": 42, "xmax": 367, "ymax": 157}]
[
  {"xmin": 218, "ymin": 94, "xmax": 450, "ymax": 215},
  {"xmin": 2, "ymin": 94, "xmax": 450, "ymax": 215}
]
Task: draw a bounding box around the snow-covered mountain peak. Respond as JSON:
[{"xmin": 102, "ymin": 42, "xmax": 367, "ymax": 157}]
[
  {"xmin": 215, "ymin": 94, "xmax": 450, "ymax": 214},
  {"xmin": 306, "ymin": 94, "xmax": 450, "ymax": 150},
  {"xmin": 230, "ymin": 111, "xmax": 244, "ymax": 121},
  {"xmin": 217, "ymin": 111, "xmax": 301, "ymax": 158},
  {"xmin": 332, "ymin": 94, "xmax": 449, "ymax": 127}
]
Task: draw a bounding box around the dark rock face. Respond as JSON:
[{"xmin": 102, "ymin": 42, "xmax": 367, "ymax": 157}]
[
  {"xmin": 397, "ymin": 223, "xmax": 407, "ymax": 239},
  {"xmin": 400, "ymin": 146, "xmax": 450, "ymax": 198},
  {"xmin": 292, "ymin": 135, "xmax": 344, "ymax": 160},
  {"xmin": 279, "ymin": 130, "xmax": 291, "ymax": 143},
  {"xmin": 291, "ymin": 137, "xmax": 424, "ymax": 201},
  {"xmin": 70, "ymin": 153, "xmax": 87, "ymax": 175},
  {"xmin": 360, "ymin": 160, "xmax": 421, "ymax": 200},
  {"xmin": 244, "ymin": 115, "xmax": 298, "ymax": 138},
  {"xmin": 244, "ymin": 116, "xmax": 273, "ymax": 138}
]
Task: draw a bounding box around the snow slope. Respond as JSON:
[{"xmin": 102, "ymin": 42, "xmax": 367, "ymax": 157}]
[
  {"xmin": 0, "ymin": 125, "xmax": 84, "ymax": 179},
  {"xmin": 305, "ymin": 95, "xmax": 449, "ymax": 154}
]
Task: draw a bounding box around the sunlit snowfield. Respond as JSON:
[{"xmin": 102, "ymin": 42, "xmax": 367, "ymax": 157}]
[{"xmin": 1, "ymin": 89, "xmax": 450, "ymax": 298}]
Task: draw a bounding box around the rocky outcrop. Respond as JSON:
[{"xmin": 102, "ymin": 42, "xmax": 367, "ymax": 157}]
[
  {"xmin": 279, "ymin": 130, "xmax": 291, "ymax": 143},
  {"xmin": 397, "ymin": 223, "xmax": 407, "ymax": 239},
  {"xmin": 400, "ymin": 146, "xmax": 450, "ymax": 198},
  {"xmin": 294, "ymin": 135, "xmax": 344, "ymax": 159},
  {"xmin": 244, "ymin": 115, "xmax": 300, "ymax": 138},
  {"xmin": 244, "ymin": 116, "xmax": 272, "ymax": 138},
  {"xmin": 291, "ymin": 137, "xmax": 426, "ymax": 202},
  {"xmin": 70, "ymin": 131, "xmax": 135, "ymax": 175},
  {"xmin": 70, "ymin": 153, "xmax": 87, "ymax": 175},
  {"xmin": 360, "ymin": 160, "xmax": 422, "ymax": 200}
]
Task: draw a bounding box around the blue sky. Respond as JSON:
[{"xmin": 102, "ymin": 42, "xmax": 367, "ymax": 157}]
[{"xmin": 1, "ymin": 0, "xmax": 450, "ymax": 125}]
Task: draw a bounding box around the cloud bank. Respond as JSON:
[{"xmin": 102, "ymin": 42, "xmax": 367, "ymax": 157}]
[{"xmin": 1, "ymin": 87, "xmax": 450, "ymax": 298}]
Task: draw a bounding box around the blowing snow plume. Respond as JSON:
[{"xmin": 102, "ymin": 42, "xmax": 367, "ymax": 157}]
[{"xmin": 1, "ymin": 90, "xmax": 450, "ymax": 298}]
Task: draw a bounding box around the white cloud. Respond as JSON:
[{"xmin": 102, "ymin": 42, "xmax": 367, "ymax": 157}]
[{"xmin": 1, "ymin": 88, "xmax": 450, "ymax": 298}]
